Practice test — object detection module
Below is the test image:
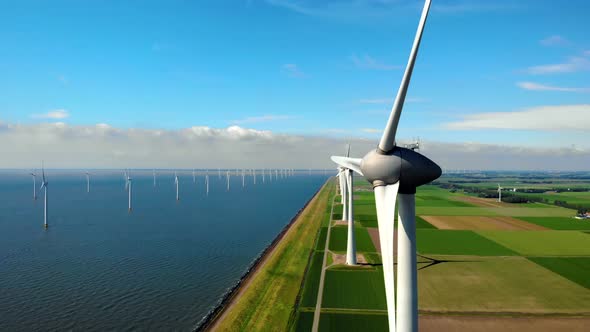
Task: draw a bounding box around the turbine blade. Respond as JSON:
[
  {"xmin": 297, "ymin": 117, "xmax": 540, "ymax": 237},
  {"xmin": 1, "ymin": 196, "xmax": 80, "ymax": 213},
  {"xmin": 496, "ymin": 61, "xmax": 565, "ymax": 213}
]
[
  {"xmin": 378, "ymin": 0, "xmax": 432, "ymax": 153},
  {"xmin": 374, "ymin": 182, "xmax": 400, "ymax": 332},
  {"xmin": 330, "ymin": 156, "xmax": 363, "ymax": 176}
]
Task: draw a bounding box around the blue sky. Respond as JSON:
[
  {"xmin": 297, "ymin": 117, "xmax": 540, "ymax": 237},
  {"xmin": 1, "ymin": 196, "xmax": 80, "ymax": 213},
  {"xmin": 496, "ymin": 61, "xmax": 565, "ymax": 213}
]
[{"xmin": 1, "ymin": 0, "xmax": 589, "ymax": 150}]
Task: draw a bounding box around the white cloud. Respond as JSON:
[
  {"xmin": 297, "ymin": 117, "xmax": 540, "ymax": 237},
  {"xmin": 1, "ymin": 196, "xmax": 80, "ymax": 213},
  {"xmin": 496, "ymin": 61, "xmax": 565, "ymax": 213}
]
[
  {"xmin": 361, "ymin": 128, "xmax": 381, "ymax": 133},
  {"xmin": 281, "ymin": 63, "xmax": 306, "ymax": 78},
  {"xmin": 265, "ymin": 0, "xmax": 516, "ymax": 18},
  {"xmin": 0, "ymin": 121, "xmax": 589, "ymax": 170},
  {"xmin": 517, "ymin": 82, "xmax": 590, "ymax": 93},
  {"xmin": 526, "ymin": 56, "xmax": 590, "ymax": 74},
  {"xmin": 231, "ymin": 114, "xmax": 294, "ymax": 124},
  {"xmin": 444, "ymin": 105, "xmax": 590, "ymax": 131},
  {"xmin": 350, "ymin": 54, "xmax": 400, "ymax": 71},
  {"xmin": 539, "ymin": 35, "xmax": 569, "ymax": 47},
  {"xmin": 31, "ymin": 109, "xmax": 70, "ymax": 119}
]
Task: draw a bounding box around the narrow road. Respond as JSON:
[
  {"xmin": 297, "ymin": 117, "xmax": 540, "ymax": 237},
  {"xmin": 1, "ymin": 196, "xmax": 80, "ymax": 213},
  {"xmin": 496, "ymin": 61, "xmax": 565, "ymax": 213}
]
[{"xmin": 311, "ymin": 186, "xmax": 337, "ymax": 331}]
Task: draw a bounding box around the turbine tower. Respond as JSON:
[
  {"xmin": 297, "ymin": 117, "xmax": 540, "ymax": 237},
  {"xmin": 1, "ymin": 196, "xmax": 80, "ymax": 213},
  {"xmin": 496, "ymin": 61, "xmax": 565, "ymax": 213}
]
[
  {"xmin": 39, "ymin": 165, "xmax": 48, "ymax": 228},
  {"xmin": 85, "ymin": 171, "xmax": 91, "ymax": 193},
  {"xmin": 330, "ymin": 1, "xmax": 440, "ymax": 331},
  {"xmin": 175, "ymin": 171, "xmax": 180, "ymax": 201},
  {"xmin": 497, "ymin": 184, "xmax": 503, "ymax": 202},
  {"xmin": 205, "ymin": 169, "xmax": 210, "ymax": 196},
  {"xmin": 344, "ymin": 145, "xmax": 356, "ymax": 265},
  {"xmin": 226, "ymin": 170, "xmax": 230, "ymax": 191},
  {"xmin": 125, "ymin": 170, "xmax": 132, "ymax": 212},
  {"xmin": 153, "ymin": 169, "xmax": 157, "ymax": 187},
  {"xmin": 193, "ymin": 168, "xmax": 196, "ymax": 183},
  {"xmin": 30, "ymin": 170, "xmax": 37, "ymax": 200}
]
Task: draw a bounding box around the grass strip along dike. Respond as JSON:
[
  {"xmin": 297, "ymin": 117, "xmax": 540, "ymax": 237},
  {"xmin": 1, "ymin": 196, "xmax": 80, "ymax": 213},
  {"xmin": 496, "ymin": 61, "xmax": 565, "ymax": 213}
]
[{"xmin": 201, "ymin": 179, "xmax": 334, "ymax": 331}]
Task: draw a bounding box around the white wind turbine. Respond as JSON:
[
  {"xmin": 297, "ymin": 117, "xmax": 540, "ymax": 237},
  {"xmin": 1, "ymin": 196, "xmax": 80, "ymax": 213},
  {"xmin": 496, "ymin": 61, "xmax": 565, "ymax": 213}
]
[
  {"xmin": 125, "ymin": 170, "xmax": 132, "ymax": 212},
  {"xmin": 330, "ymin": 1, "xmax": 440, "ymax": 331},
  {"xmin": 38, "ymin": 164, "xmax": 48, "ymax": 228},
  {"xmin": 153, "ymin": 169, "xmax": 157, "ymax": 187},
  {"xmin": 30, "ymin": 170, "xmax": 37, "ymax": 200},
  {"xmin": 497, "ymin": 184, "xmax": 503, "ymax": 202},
  {"xmin": 242, "ymin": 169, "xmax": 246, "ymax": 188},
  {"xmin": 205, "ymin": 169, "xmax": 210, "ymax": 196},
  {"xmin": 85, "ymin": 171, "xmax": 91, "ymax": 193},
  {"xmin": 175, "ymin": 171, "xmax": 180, "ymax": 201},
  {"xmin": 226, "ymin": 170, "xmax": 231, "ymax": 191},
  {"xmin": 193, "ymin": 168, "xmax": 196, "ymax": 183},
  {"xmin": 342, "ymin": 144, "xmax": 357, "ymax": 265}
]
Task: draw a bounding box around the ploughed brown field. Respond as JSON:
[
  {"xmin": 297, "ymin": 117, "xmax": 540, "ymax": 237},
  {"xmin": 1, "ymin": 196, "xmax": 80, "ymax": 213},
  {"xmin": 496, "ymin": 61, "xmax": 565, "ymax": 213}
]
[
  {"xmin": 420, "ymin": 215, "xmax": 547, "ymax": 230},
  {"xmin": 420, "ymin": 316, "xmax": 590, "ymax": 332}
]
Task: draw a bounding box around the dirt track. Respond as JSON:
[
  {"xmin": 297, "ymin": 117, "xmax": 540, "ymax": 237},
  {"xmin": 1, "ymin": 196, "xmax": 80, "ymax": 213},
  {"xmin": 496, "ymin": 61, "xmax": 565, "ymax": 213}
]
[
  {"xmin": 420, "ymin": 315, "xmax": 590, "ymax": 332},
  {"xmin": 420, "ymin": 215, "xmax": 548, "ymax": 230}
]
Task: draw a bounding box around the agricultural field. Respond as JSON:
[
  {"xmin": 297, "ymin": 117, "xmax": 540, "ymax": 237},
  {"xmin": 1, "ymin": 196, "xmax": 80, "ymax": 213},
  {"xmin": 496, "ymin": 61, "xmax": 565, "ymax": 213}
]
[{"xmin": 291, "ymin": 173, "xmax": 590, "ymax": 332}]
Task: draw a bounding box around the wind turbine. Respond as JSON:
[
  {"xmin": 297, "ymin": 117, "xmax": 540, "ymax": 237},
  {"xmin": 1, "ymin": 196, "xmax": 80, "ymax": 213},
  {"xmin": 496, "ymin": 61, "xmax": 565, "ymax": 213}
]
[
  {"xmin": 30, "ymin": 170, "xmax": 37, "ymax": 200},
  {"xmin": 343, "ymin": 144, "xmax": 357, "ymax": 265},
  {"xmin": 205, "ymin": 169, "xmax": 210, "ymax": 196},
  {"xmin": 226, "ymin": 170, "xmax": 230, "ymax": 191},
  {"xmin": 242, "ymin": 169, "xmax": 246, "ymax": 188},
  {"xmin": 85, "ymin": 171, "xmax": 91, "ymax": 193},
  {"xmin": 497, "ymin": 184, "xmax": 503, "ymax": 202},
  {"xmin": 125, "ymin": 170, "xmax": 132, "ymax": 212},
  {"xmin": 38, "ymin": 164, "xmax": 48, "ymax": 228},
  {"xmin": 153, "ymin": 169, "xmax": 157, "ymax": 187},
  {"xmin": 330, "ymin": 1, "xmax": 440, "ymax": 331},
  {"xmin": 193, "ymin": 168, "xmax": 196, "ymax": 183},
  {"xmin": 253, "ymin": 169, "xmax": 257, "ymax": 185},
  {"xmin": 175, "ymin": 171, "xmax": 180, "ymax": 201}
]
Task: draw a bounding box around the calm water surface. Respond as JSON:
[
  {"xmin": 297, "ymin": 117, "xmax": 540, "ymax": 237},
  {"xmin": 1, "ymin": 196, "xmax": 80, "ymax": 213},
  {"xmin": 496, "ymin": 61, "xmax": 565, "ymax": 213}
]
[{"xmin": 0, "ymin": 170, "xmax": 329, "ymax": 331}]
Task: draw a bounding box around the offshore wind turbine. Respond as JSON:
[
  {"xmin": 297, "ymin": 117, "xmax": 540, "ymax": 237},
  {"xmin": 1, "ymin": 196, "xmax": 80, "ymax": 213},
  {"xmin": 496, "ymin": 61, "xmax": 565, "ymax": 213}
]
[
  {"xmin": 153, "ymin": 169, "xmax": 157, "ymax": 187},
  {"xmin": 205, "ymin": 169, "xmax": 210, "ymax": 196},
  {"xmin": 175, "ymin": 171, "xmax": 180, "ymax": 201},
  {"xmin": 30, "ymin": 170, "xmax": 37, "ymax": 200},
  {"xmin": 226, "ymin": 170, "xmax": 230, "ymax": 191},
  {"xmin": 330, "ymin": 1, "xmax": 440, "ymax": 331},
  {"xmin": 38, "ymin": 165, "xmax": 48, "ymax": 228},
  {"xmin": 85, "ymin": 171, "xmax": 91, "ymax": 193},
  {"xmin": 125, "ymin": 170, "xmax": 132, "ymax": 212},
  {"xmin": 193, "ymin": 169, "xmax": 196, "ymax": 183}
]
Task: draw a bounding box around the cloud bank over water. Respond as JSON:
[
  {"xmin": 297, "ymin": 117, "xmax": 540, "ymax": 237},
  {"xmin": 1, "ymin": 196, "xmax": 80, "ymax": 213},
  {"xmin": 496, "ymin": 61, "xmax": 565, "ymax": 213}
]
[{"xmin": 0, "ymin": 121, "xmax": 588, "ymax": 170}]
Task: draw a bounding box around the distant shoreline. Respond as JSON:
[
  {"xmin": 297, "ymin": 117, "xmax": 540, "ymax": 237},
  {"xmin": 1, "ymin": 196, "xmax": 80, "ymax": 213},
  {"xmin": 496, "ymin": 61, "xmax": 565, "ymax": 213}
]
[{"xmin": 194, "ymin": 181, "xmax": 326, "ymax": 331}]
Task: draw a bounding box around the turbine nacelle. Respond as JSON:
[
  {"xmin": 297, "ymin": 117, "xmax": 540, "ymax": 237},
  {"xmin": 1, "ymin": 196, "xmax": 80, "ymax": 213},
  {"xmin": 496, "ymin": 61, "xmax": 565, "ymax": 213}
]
[
  {"xmin": 332, "ymin": 146, "xmax": 441, "ymax": 195},
  {"xmin": 361, "ymin": 147, "xmax": 441, "ymax": 194}
]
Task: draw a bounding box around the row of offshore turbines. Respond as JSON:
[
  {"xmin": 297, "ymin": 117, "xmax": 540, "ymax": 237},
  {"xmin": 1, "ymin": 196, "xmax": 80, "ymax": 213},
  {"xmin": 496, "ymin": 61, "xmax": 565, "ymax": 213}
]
[{"xmin": 27, "ymin": 167, "xmax": 312, "ymax": 230}]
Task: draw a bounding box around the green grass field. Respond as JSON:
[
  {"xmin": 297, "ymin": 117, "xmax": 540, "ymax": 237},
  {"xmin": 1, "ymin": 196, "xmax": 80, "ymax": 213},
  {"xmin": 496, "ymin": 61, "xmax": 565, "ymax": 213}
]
[
  {"xmin": 318, "ymin": 311, "xmax": 388, "ymax": 331},
  {"xmin": 477, "ymin": 230, "xmax": 590, "ymax": 256},
  {"xmin": 417, "ymin": 229, "xmax": 517, "ymax": 256},
  {"xmin": 329, "ymin": 226, "xmax": 376, "ymax": 253},
  {"xmin": 418, "ymin": 255, "xmax": 590, "ymax": 313},
  {"xmin": 322, "ymin": 269, "xmax": 386, "ymax": 309},
  {"xmin": 517, "ymin": 217, "xmax": 590, "ymax": 230},
  {"xmin": 299, "ymin": 251, "xmax": 325, "ymax": 308},
  {"xmin": 528, "ymin": 257, "xmax": 590, "ymax": 290}
]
